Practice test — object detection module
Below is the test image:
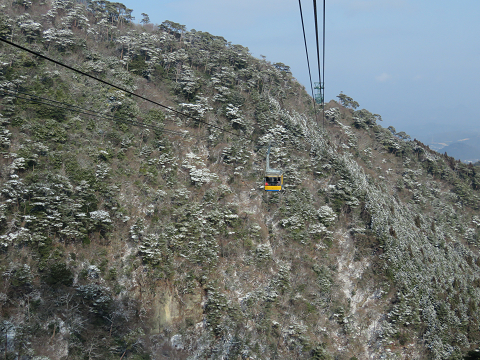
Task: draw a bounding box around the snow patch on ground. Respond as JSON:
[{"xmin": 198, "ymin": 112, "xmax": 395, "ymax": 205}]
[{"xmin": 335, "ymin": 230, "xmax": 386, "ymax": 358}]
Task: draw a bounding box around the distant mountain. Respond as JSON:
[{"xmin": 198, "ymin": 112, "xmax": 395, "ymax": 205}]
[
  {"xmin": 427, "ymin": 130, "xmax": 480, "ymax": 162},
  {"xmin": 441, "ymin": 141, "xmax": 480, "ymax": 162}
]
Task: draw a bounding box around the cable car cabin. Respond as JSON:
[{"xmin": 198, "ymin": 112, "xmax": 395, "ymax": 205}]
[
  {"xmin": 265, "ymin": 173, "xmax": 283, "ymax": 191},
  {"xmin": 264, "ymin": 144, "xmax": 284, "ymax": 191}
]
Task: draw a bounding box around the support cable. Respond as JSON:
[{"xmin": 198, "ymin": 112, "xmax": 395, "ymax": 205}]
[
  {"xmin": 322, "ymin": 0, "xmax": 326, "ymax": 128},
  {"xmin": 4, "ymin": 88, "xmax": 176, "ymax": 126},
  {"xmin": 313, "ymin": 0, "xmax": 326, "ymax": 130},
  {"xmin": 297, "ymin": 0, "xmax": 319, "ymax": 122},
  {"xmin": 0, "ymin": 37, "xmax": 239, "ymax": 137},
  {"xmin": 0, "ymin": 89, "xmax": 207, "ymax": 139},
  {"xmin": 313, "ymin": 0, "xmax": 322, "ymax": 89}
]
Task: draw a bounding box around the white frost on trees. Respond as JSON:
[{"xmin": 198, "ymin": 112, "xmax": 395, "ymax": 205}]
[
  {"xmin": 17, "ymin": 15, "xmax": 42, "ymax": 42},
  {"xmin": 182, "ymin": 152, "xmax": 218, "ymax": 186},
  {"xmin": 43, "ymin": 28, "xmax": 75, "ymax": 50},
  {"xmin": 317, "ymin": 205, "xmax": 337, "ymax": 226}
]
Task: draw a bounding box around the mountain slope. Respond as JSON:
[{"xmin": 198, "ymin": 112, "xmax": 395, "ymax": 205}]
[{"xmin": 0, "ymin": 1, "xmax": 480, "ymax": 359}]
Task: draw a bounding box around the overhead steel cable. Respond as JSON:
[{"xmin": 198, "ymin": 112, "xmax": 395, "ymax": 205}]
[
  {"xmin": 0, "ymin": 89, "xmax": 208, "ymax": 139},
  {"xmin": 313, "ymin": 0, "xmax": 326, "ymax": 129},
  {"xmin": 4, "ymin": 88, "xmax": 170, "ymax": 128},
  {"xmin": 297, "ymin": 0, "xmax": 319, "ymax": 122},
  {"xmin": 0, "ymin": 37, "xmax": 239, "ymax": 137},
  {"xmin": 322, "ymin": 0, "xmax": 326, "ymax": 128},
  {"xmin": 1, "ymin": 90, "xmax": 199, "ymax": 138},
  {"xmin": 313, "ymin": 0, "xmax": 322, "ymax": 90}
]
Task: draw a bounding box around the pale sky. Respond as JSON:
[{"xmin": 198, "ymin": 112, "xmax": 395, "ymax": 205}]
[{"xmin": 119, "ymin": 0, "xmax": 480, "ymax": 143}]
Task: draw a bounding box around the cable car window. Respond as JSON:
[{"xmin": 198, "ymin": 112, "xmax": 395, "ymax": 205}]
[{"xmin": 265, "ymin": 177, "xmax": 281, "ymax": 186}]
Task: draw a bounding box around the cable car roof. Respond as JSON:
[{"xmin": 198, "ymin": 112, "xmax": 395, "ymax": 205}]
[{"xmin": 265, "ymin": 169, "xmax": 283, "ymax": 176}]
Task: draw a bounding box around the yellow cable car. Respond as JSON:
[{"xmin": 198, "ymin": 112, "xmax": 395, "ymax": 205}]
[{"xmin": 264, "ymin": 144, "xmax": 283, "ymax": 191}]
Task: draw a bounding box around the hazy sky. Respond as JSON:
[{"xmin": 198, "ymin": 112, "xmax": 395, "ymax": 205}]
[{"xmin": 119, "ymin": 0, "xmax": 480, "ymax": 143}]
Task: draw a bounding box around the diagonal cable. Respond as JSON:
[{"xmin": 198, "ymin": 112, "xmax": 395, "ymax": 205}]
[
  {"xmin": 0, "ymin": 37, "xmax": 239, "ymax": 137},
  {"xmin": 313, "ymin": 0, "xmax": 322, "ymax": 89},
  {"xmin": 297, "ymin": 0, "xmax": 319, "ymax": 121},
  {"xmin": 322, "ymin": 0, "xmax": 326, "ymax": 128},
  {"xmin": 0, "ymin": 89, "xmax": 207, "ymax": 139}
]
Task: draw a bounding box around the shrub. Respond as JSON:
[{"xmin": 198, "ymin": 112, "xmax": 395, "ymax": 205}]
[{"xmin": 45, "ymin": 262, "xmax": 73, "ymax": 286}]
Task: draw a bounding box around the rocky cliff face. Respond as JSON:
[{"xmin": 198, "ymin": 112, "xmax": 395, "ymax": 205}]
[{"xmin": 0, "ymin": 1, "xmax": 480, "ymax": 359}]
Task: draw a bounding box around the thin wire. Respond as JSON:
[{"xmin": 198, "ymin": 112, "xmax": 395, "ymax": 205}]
[
  {"xmin": 297, "ymin": 0, "xmax": 319, "ymax": 122},
  {"xmin": 10, "ymin": 95, "xmax": 189, "ymax": 138},
  {"xmin": 0, "ymin": 37, "xmax": 239, "ymax": 137},
  {"xmin": 2, "ymin": 91, "xmax": 192, "ymax": 138},
  {"xmin": 1, "ymin": 89, "xmax": 208, "ymax": 139},
  {"xmin": 313, "ymin": 0, "xmax": 322, "ymax": 90},
  {"xmin": 5, "ymin": 88, "xmax": 201, "ymax": 132},
  {"xmin": 7, "ymin": 88, "xmax": 171, "ymax": 127},
  {"xmin": 322, "ymin": 0, "xmax": 326, "ymax": 129},
  {"xmin": 12, "ymin": 93, "xmax": 200, "ymax": 139}
]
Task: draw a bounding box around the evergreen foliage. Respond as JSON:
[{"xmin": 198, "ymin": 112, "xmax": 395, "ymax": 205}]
[{"xmin": 0, "ymin": 0, "xmax": 479, "ymax": 359}]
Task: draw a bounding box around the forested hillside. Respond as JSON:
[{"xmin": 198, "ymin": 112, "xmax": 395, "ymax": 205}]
[{"xmin": 1, "ymin": 1, "xmax": 480, "ymax": 359}]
